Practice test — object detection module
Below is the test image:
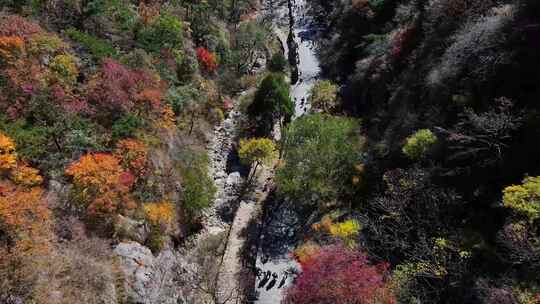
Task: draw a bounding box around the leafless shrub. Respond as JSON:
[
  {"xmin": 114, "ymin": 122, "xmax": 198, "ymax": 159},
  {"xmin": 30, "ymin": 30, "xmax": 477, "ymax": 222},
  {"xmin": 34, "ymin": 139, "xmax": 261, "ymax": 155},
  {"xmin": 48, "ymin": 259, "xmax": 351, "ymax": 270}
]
[
  {"xmin": 180, "ymin": 232, "xmax": 232, "ymax": 303},
  {"xmin": 497, "ymin": 221, "xmax": 540, "ymax": 268},
  {"xmin": 427, "ymin": 5, "xmax": 515, "ymax": 86},
  {"xmin": 33, "ymin": 237, "xmax": 119, "ymax": 304},
  {"xmin": 473, "ymin": 279, "xmax": 518, "ymax": 304},
  {"xmin": 394, "ymin": 2, "xmax": 419, "ymax": 25},
  {"xmin": 436, "ymin": 97, "xmax": 522, "ymax": 167},
  {"xmin": 1, "ymin": 235, "xmax": 120, "ymax": 304}
]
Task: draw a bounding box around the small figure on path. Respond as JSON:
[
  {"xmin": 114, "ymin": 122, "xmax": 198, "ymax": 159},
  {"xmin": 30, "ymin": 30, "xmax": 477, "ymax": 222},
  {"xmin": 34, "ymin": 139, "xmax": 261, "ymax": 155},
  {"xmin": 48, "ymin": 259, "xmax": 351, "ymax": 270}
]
[
  {"xmin": 278, "ymin": 273, "xmax": 288, "ymax": 289},
  {"xmin": 257, "ymin": 270, "xmax": 271, "ymax": 289},
  {"xmin": 266, "ymin": 273, "xmax": 278, "ymax": 290}
]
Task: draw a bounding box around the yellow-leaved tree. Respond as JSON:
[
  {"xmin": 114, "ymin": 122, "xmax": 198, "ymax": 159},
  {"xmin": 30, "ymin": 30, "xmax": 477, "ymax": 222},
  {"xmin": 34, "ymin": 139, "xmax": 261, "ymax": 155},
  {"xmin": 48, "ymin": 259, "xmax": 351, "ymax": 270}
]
[
  {"xmin": 144, "ymin": 202, "xmax": 176, "ymax": 252},
  {"xmin": 238, "ymin": 137, "xmax": 277, "ymax": 185}
]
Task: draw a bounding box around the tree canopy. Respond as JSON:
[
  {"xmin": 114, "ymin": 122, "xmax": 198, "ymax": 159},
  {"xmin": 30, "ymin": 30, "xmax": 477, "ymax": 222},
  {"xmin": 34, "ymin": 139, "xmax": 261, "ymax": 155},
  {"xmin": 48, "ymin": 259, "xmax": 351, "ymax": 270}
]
[
  {"xmin": 247, "ymin": 73, "xmax": 294, "ymax": 136},
  {"xmin": 275, "ymin": 113, "xmax": 362, "ymax": 206}
]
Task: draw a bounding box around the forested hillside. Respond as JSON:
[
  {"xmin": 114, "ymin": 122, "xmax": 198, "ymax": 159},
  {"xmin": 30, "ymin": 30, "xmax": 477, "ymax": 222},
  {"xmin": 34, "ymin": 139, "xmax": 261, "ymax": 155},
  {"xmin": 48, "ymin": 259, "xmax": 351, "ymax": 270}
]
[
  {"xmin": 292, "ymin": 0, "xmax": 540, "ymax": 302},
  {"xmin": 0, "ymin": 0, "xmax": 539, "ymax": 303},
  {"xmin": 0, "ymin": 0, "xmax": 277, "ymax": 303}
]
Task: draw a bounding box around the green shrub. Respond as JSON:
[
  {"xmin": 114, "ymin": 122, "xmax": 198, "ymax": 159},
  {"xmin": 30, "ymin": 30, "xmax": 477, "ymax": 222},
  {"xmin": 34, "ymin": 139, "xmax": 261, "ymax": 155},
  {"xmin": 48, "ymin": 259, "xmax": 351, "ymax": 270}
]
[
  {"xmin": 176, "ymin": 50, "xmax": 199, "ymax": 84},
  {"xmin": 165, "ymin": 85, "xmax": 201, "ymax": 115},
  {"xmin": 28, "ymin": 33, "xmax": 66, "ymax": 55},
  {"xmin": 248, "ymin": 73, "xmax": 293, "ymax": 136},
  {"xmin": 0, "ymin": 116, "xmax": 51, "ymax": 162},
  {"xmin": 267, "ymin": 52, "xmax": 287, "ymax": 72},
  {"xmin": 111, "ymin": 114, "xmax": 143, "ymax": 140},
  {"xmin": 276, "ymin": 114, "xmax": 362, "ymax": 205},
  {"xmin": 146, "ymin": 227, "xmax": 165, "ymax": 253},
  {"xmin": 120, "ymin": 49, "xmax": 154, "ymax": 70},
  {"xmin": 178, "ymin": 150, "xmax": 216, "ymax": 215},
  {"xmin": 402, "ymin": 129, "xmax": 437, "ymax": 160},
  {"xmin": 208, "ymin": 107, "xmax": 224, "ymax": 124},
  {"xmin": 137, "ymin": 13, "xmax": 183, "ymax": 53},
  {"xmin": 63, "ymin": 117, "xmax": 107, "ymax": 155},
  {"xmin": 66, "ymin": 28, "xmax": 118, "ymax": 60},
  {"xmin": 106, "ymin": 0, "xmax": 138, "ymax": 32},
  {"xmin": 503, "ymin": 176, "xmax": 540, "ymax": 221},
  {"xmin": 369, "ymin": 0, "xmax": 386, "ymax": 12}
]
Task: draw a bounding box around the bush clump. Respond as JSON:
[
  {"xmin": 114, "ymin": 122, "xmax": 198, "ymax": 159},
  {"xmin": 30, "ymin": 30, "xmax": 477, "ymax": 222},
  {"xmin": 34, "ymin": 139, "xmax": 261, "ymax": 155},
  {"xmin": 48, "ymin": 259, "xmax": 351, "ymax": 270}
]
[
  {"xmin": 402, "ymin": 129, "xmax": 437, "ymax": 160},
  {"xmin": 49, "ymin": 54, "xmax": 79, "ymax": 86},
  {"xmin": 247, "ymin": 73, "xmax": 293, "ymax": 136},
  {"xmin": 137, "ymin": 13, "xmax": 183, "ymax": 53},
  {"xmin": 66, "ymin": 28, "xmax": 118, "ymax": 60},
  {"xmin": 503, "ymin": 176, "xmax": 540, "ymax": 221},
  {"xmin": 111, "ymin": 114, "xmax": 144, "ymax": 140},
  {"xmin": 276, "ymin": 114, "xmax": 362, "ymax": 206},
  {"xmin": 267, "ymin": 52, "xmax": 287, "ymax": 72},
  {"xmin": 179, "ymin": 150, "xmax": 216, "ymax": 216},
  {"xmin": 309, "ymin": 80, "xmax": 339, "ymax": 112}
]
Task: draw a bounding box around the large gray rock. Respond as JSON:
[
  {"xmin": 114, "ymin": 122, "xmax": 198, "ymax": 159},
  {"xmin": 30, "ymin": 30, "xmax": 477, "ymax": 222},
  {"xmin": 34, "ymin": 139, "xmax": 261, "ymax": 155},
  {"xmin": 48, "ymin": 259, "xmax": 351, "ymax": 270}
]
[{"xmin": 114, "ymin": 242, "xmax": 183, "ymax": 304}]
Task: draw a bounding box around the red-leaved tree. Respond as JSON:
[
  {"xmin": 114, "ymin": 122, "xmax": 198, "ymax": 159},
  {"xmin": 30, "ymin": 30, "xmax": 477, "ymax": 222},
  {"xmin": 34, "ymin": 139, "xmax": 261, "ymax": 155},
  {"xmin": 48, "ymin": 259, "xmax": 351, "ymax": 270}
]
[
  {"xmin": 284, "ymin": 244, "xmax": 396, "ymax": 304},
  {"xmin": 196, "ymin": 47, "xmax": 218, "ymax": 73},
  {"xmin": 87, "ymin": 59, "xmax": 165, "ymax": 114}
]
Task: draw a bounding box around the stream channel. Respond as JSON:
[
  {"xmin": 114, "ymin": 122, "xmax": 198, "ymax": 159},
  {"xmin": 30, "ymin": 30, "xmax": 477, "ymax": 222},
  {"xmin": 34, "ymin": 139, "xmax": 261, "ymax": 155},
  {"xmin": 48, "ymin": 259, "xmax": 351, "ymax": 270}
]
[{"xmin": 253, "ymin": 0, "xmax": 321, "ymax": 302}]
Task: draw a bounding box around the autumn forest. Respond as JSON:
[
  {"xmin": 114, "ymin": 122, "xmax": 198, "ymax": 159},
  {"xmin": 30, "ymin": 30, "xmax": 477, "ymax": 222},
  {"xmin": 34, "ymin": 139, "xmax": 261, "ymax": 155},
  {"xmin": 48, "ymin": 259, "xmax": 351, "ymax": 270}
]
[{"xmin": 0, "ymin": 0, "xmax": 539, "ymax": 304}]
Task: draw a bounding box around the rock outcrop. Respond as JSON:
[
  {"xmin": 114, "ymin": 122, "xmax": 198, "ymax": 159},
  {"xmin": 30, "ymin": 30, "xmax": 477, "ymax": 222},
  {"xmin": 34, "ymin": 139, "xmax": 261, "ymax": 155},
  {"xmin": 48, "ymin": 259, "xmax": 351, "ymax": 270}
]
[{"xmin": 114, "ymin": 242, "xmax": 183, "ymax": 304}]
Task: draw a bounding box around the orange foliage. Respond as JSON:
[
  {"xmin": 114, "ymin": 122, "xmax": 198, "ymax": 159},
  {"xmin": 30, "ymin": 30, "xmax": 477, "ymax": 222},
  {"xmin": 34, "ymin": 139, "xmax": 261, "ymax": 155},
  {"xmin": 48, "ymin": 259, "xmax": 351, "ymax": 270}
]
[
  {"xmin": 0, "ymin": 132, "xmax": 49, "ymax": 255},
  {"xmin": 352, "ymin": 163, "xmax": 365, "ymax": 185},
  {"xmin": 312, "ymin": 215, "xmax": 333, "ymax": 232},
  {"xmin": 0, "ymin": 182, "xmax": 49, "ymax": 251},
  {"xmin": 66, "ymin": 153, "xmax": 124, "ymax": 190},
  {"xmin": 143, "ymin": 201, "xmax": 175, "ymax": 227},
  {"xmin": 0, "ymin": 132, "xmax": 17, "ymax": 171},
  {"xmin": 0, "ymin": 36, "xmax": 25, "ymax": 66},
  {"xmin": 155, "ymin": 104, "xmax": 176, "ymax": 130},
  {"xmin": 10, "ymin": 163, "xmax": 43, "ymax": 186},
  {"xmin": 65, "ymin": 153, "xmax": 136, "ymax": 218},
  {"xmin": 0, "ymin": 156, "xmax": 50, "ymax": 259},
  {"xmin": 114, "ymin": 139, "xmax": 148, "ymax": 177},
  {"xmin": 293, "ymin": 241, "xmax": 321, "ymax": 266},
  {"xmin": 0, "ymin": 133, "xmax": 43, "ymax": 186}
]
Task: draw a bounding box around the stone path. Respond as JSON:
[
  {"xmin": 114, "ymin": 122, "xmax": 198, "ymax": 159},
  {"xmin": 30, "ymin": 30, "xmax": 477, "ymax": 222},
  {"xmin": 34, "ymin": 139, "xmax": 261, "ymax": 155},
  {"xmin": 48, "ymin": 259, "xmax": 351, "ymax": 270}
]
[{"xmin": 216, "ymin": 164, "xmax": 276, "ymax": 304}]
